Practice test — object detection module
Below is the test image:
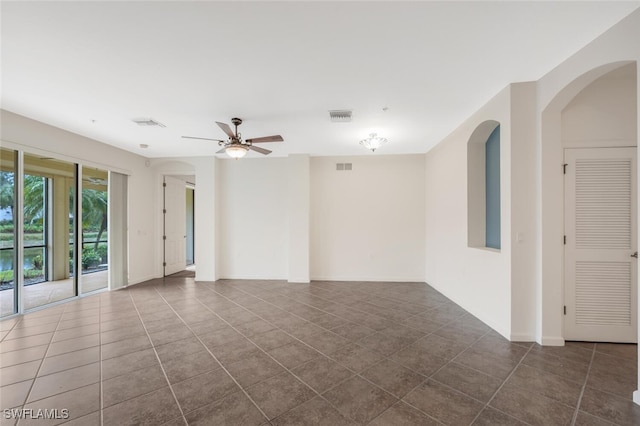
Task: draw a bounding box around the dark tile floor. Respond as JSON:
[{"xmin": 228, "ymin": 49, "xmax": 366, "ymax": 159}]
[{"xmin": 1, "ymin": 277, "xmax": 639, "ymax": 425}]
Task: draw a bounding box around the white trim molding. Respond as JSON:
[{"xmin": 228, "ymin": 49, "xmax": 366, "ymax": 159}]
[{"xmin": 540, "ymin": 336, "xmax": 565, "ymax": 346}]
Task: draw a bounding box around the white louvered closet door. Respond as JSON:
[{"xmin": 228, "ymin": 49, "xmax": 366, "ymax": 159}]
[{"xmin": 564, "ymin": 147, "xmax": 637, "ymax": 343}]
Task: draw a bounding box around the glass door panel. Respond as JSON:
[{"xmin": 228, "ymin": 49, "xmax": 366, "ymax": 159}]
[
  {"xmin": 23, "ymin": 154, "xmax": 76, "ymax": 310},
  {"xmin": 81, "ymin": 167, "xmax": 108, "ymax": 293},
  {"xmin": 0, "ymin": 149, "xmax": 17, "ymax": 317},
  {"xmin": 23, "ymin": 172, "xmax": 47, "ymax": 285}
]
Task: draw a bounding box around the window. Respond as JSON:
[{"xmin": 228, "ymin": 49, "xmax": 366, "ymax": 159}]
[
  {"xmin": 485, "ymin": 126, "xmax": 501, "ymax": 249},
  {"xmin": 0, "ymin": 148, "xmax": 17, "ymax": 317},
  {"xmin": 467, "ymin": 121, "xmax": 501, "ymax": 250},
  {"xmin": 23, "ymin": 154, "xmax": 77, "ymax": 310},
  {"xmin": 81, "ymin": 166, "xmax": 109, "ymax": 293}
]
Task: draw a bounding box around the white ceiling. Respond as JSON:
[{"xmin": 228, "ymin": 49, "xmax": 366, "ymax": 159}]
[{"xmin": 2, "ymin": 1, "xmax": 638, "ymax": 158}]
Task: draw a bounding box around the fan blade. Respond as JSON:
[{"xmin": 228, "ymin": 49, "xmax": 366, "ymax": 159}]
[
  {"xmin": 216, "ymin": 121, "xmax": 235, "ymax": 138},
  {"xmin": 248, "ymin": 145, "xmax": 272, "ymax": 155},
  {"xmin": 245, "ymin": 135, "xmax": 283, "ymax": 143},
  {"xmin": 216, "ymin": 147, "xmax": 227, "ymax": 154},
  {"xmin": 182, "ymin": 136, "xmax": 225, "ymax": 142}
]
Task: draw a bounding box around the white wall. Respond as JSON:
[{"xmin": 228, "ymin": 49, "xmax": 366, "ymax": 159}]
[
  {"xmin": 149, "ymin": 159, "xmax": 199, "ymax": 279},
  {"xmin": 562, "ymin": 63, "xmax": 637, "ymax": 148},
  {"xmin": 217, "ymin": 157, "xmax": 289, "ymax": 279},
  {"xmin": 538, "ymin": 9, "xmax": 640, "ymax": 347},
  {"xmin": 424, "ymin": 87, "xmax": 513, "ymax": 338},
  {"xmin": 194, "ymin": 157, "xmax": 217, "ymax": 281},
  {"xmin": 310, "ymin": 155, "xmax": 425, "ymax": 282},
  {"xmin": 288, "ymin": 155, "xmax": 310, "ymax": 283},
  {"xmin": 160, "ymin": 154, "xmax": 425, "ymax": 284},
  {"xmin": 510, "ymin": 82, "xmax": 539, "ymax": 341},
  {"xmin": 0, "ymin": 109, "xmax": 156, "ymax": 285},
  {"xmin": 533, "ymin": 8, "xmax": 640, "ymax": 402},
  {"xmin": 153, "ymin": 157, "xmax": 217, "ymax": 282}
]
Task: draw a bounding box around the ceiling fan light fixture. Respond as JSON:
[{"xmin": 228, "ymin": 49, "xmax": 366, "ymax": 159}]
[
  {"xmin": 359, "ymin": 133, "xmax": 388, "ymax": 152},
  {"xmin": 226, "ymin": 144, "xmax": 249, "ymax": 159},
  {"xmin": 184, "ymin": 117, "xmax": 283, "ymax": 158}
]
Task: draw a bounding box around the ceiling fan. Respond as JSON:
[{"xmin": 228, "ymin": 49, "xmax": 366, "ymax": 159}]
[{"xmin": 182, "ymin": 117, "xmax": 284, "ymax": 158}]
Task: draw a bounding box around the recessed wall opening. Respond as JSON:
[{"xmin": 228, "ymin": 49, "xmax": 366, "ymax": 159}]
[
  {"xmin": 467, "ymin": 120, "xmax": 501, "ymax": 250},
  {"xmin": 560, "ymin": 62, "xmax": 637, "ymax": 343},
  {"xmin": 186, "ymin": 186, "xmax": 195, "ymax": 266},
  {"xmin": 162, "ymin": 173, "xmax": 195, "ymax": 277},
  {"xmin": 540, "ymin": 60, "xmax": 638, "ymax": 347}
]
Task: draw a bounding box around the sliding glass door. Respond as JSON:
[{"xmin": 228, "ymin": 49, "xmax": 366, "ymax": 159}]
[
  {"xmin": 0, "ymin": 151, "xmax": 118, "ymax": 315},
  {"xmin": 23, "ymin": 154, "xmax": 77, "ymax": 311},
  {"xmin": 81, "ymin": 166, "xmax": 108, "ymax": 293},
  {"xmin": 0, "ymin": 149, "xmax": 17, "ymax": 317}
]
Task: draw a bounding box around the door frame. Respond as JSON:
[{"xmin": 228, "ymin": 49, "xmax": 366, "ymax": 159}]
[
  {"xmin": 563, "ymin": 146, "xmax": 638, "ymax": 342},
  {"xmin": 156, "ymin": 170, "xmax": 195, "ymax": 277},
  {"xmin": 186, "ymin": 186, "xmax": 195, "ymax": 266}
]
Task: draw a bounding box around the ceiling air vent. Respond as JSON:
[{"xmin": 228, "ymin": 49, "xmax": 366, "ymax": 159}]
[
  {"xmin": 132, "ymin": 118, "xmax": 166, "ymax": 128},
  {"xmin": 329, "ymin": 110, "xmax": 352, "ymax": 123}
]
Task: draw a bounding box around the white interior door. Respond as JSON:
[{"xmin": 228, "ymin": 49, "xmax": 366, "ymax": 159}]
[
  {"xmin": 564, "ymin": 147, "xmax": 637, "ymax": 343},
  {"xmin": 164, "ymin": 176, "xmax": 186, "ymax": 276}
]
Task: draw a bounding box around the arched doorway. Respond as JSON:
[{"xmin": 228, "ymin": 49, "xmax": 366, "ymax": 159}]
[
  {"xmin": 540, "ymin": 61, "xmax": 638, "ymax": 345},
  {"xmin": 151, "ymin": 160, "xmax": 196, "ymax": 277}
]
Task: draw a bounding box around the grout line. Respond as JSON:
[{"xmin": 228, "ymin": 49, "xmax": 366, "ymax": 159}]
[
  {"xmin": 0, "ymin": 320, "xmax": 52, "ymax": 343},
  {"xmin": 150, "ymin": 287, "xmax": 272, "ymax": 422},
  {"xmin": 251, "ymin": 283, "xmax": 484, "ymax": 406},
  {"xmin": 515, "ymin": 347, "xmax": 596, "ymax": 388},
  {"xmin": 16, "ymin": 303, "xmax": 67, "ymax": 419},
  {"xmin": 373, "ymin": 327, "xmax": 494, "ymax": 426},
  {"xmin": 126, "ymin": 288, "xmax": 188, "ymax": 426},
  {"xmin": 470, "ymin": 343, "xmax": 536, "ymax": 425},
  {"xmin": 163, "ymin": 279, "xmax": 401, "ymax": 422},
  {"xmin": 365, "ymin": 400, "xmax": 447, "ymax": 426},
  {"xmin": 14, "ymin": 277, "xmax": 627, "ymax": 426},
  {"xmin": 570, "ymin": 343, "xmax": 597, "ymax": 426},
  {"xmin": 242, "ymin": 279, "xmax": 444, "ymax": 327},
  {"xmin": 0, "ymin": 312, "xmax": 22, "ymax": 334},
  {"xmin": 181, "ymin": 279, "xmax": 488, "ymax": 424}
]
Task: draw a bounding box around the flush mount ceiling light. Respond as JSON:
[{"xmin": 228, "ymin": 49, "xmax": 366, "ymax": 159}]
[{"xmin": 359, "ymin": 133, "xmax": 388, "ymax": 152}]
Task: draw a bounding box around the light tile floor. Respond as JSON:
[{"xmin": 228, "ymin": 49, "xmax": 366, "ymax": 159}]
[
  {"xmin": 0, "ymin": 270, "xmax": 108, "ymax": 315},
  {"xmin": 0, "ymin": 275, "xmax": 638, "ymax": 425}
]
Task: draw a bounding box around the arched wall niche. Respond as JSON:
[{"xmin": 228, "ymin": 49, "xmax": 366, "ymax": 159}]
[{"xmin": 468, "ymin": 120, "xmax": 501, "ymax": 249}]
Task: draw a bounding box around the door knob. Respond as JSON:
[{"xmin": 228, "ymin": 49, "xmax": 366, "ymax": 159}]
[{"xmin": 632, "ymin": 252, "xmax": 638, "ymax": 258}]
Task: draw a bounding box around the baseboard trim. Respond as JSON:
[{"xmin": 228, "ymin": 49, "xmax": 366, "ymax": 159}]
[
  {"xmin": 540, "ymin": 336, "xmax": 565, "ymax": 346},
  {"xmin": 310, "ymin": 276, "xmax": 426, "ymax": 283},
  {"xmin": 288, "ymin": 279, "xmax": 311, "ymax": 284},
  {"xmin": 216, "ymin": 275, "xmax": 287, "ymax": 281},
  {"xmin": 194, "ymin": 274, "xmax": 217, "ymax": 282},
  {"xmin": 127, "ymin": 274, "xmax": 156, "ymax": 286},
  {"xmin": 510, "ymin": 332, "xmax": 535, "ymax": 342},
  {"xmin": 633, "ymin": 390, "xmax": 640, "ymax": 406}
]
